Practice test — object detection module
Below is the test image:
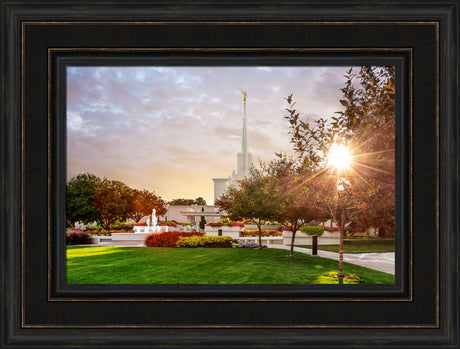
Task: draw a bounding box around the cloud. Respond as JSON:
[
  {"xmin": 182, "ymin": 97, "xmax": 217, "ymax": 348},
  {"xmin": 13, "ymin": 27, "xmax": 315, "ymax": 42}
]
[{"xmin": 67, "ymin": 66, "xmax": 350, "ymax": 202}]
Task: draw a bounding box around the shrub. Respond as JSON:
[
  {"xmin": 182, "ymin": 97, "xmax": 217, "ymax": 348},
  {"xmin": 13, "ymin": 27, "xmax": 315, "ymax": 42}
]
[
  {"xmin": 199, "ymin": 216, "xmax": 206, "ymax": 229},
  {"xmin": 281, "ymin": 226, "xmax": 293, "ymax": 231},
  {"xmin": 113, "ymin": 224, "xmax": 134, "ymax": 230},
  {"xmin": 144, "ymin": 231, "xmax": 203, "ymax": 247},
  {"xmin": 159, "ymin": 221, "xmax": 178, "ymax": 227},
  {"xmin": 176, "ymin": 235, "xmax": 233, "ymax": 248},
  {"xmin": 110, "ymin": 226, "xmax": 133, "ymax": 232},
  {"xmin": 88, "ymin": 232, "xmax": 111, "ymax": 236},
  {"xmin": 66, "ymin": 229, "xmax": 93, "ymax": 245},
  {"xmin": 207, "ymin": 222, "xmax": 223, "ymax": 227},
  {"xmin": 324, "ymin": 226, "xmax": 339, "ymax": 232},
  {"xmin": 88, "ymin": 230, "xmax": 133, "ymax": 235},
  {"xmin": 299, "ymin": 226, "xmax": 325, "ymax": 237},
  {"xmin": 240, "ymin": 230, "xmax": 282, "ymax": 237},
  {"xmin": 231, "ymin": 239, "xmax": 266, "ymax": 248}
]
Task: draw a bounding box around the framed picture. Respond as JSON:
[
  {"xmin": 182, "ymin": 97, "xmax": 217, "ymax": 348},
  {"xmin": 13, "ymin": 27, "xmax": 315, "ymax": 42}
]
[
  {"xmin": 64, "ymin": 64, "xmax": 398, "ymax": 288},
  {"xmin": 1, "ymin": 1, "xmax": 458, "ymax": 348}
]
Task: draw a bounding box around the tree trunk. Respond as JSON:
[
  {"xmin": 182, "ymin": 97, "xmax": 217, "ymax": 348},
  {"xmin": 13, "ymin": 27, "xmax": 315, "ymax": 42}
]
[
  {"xmin": 289, "ymin": 229, "xmax": 296, "ymax": 259},
  {"xmin": 338, "ymin": 228, "xmax": 344, "ymax": 284},
  {"xmin": 378, "ymin": 225, "xmax": 386, "ymax": 238},
  {"xmin": 258, "ymin": 220, "xmax": 262, "ymax": 248}
]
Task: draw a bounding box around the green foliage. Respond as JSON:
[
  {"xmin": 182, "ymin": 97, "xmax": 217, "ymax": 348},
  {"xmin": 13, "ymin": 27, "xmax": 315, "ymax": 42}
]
[
  {"xmin": 199, "ymin": 216, "xmax": 206, "ymax": 229},
  {"xmin": 168, "ymin": 197, "xmax": 207, "ymax": 206},
  {"xmin": 130, "ymin": 189, "xmax": 166, "ymax": 223},
  {"xmin": 259, "ymin": 154, "xmax": 329, "ymax": 258},
  {"xmin": 176, "ymin": 235, "xmax": 233, "ymax": 248},
  {"xmin": 283, "ymin": 66, "xmax": 395, "ymax": 279},
  {"xmin": 299, "ymin": 226, "xmax": 325, "ymax": 237},
  {"xmin": 66, "ymin": 173, "xmax": 168, "ymax": 230},
  {"xmin": 215, "ymin": 168, "xmax": 283, "ymax": 247},
  {"xmin": 92, "ymin": 179, "xmax": 136, "ymax": 229},
  {"xmin": 284, "ymin": 67, "xmax": 395, "ymax": 233},
  {"xmin": 66, "ymin": 173, "xmax": 102, "ymax": 227}
]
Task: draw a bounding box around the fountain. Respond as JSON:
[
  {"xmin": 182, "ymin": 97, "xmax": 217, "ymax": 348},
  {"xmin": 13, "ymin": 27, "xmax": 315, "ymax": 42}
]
[
  {"xmin": 151, "ymin": 209, "xmax": 158, "ymax": 232},
  {"xmin": 132, "ymin": 208, "xmax": 165, "ymax": 235}
]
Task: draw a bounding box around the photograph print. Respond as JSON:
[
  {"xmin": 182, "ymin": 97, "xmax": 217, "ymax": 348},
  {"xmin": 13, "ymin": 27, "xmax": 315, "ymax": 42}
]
[{"xmin": 66, "ymin": 65, "xmax": 395, "ymax": 285}]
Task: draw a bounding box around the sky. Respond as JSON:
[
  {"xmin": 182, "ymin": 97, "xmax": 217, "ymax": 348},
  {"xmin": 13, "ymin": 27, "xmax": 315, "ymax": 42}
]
[{"xmin": 67, "ymin": 66, "xmax": 350, "ymax": 204}]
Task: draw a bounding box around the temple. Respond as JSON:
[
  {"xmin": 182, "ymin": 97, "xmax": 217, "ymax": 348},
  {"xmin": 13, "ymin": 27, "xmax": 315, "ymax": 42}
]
[{"xmin": 213, "ymin": 90, "xmax": 253, "ymax": 202}]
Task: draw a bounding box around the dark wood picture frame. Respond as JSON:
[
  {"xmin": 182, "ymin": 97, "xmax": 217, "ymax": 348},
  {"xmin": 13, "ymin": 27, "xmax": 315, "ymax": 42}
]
[{"xmin": 1, "ymin": 1, "xmax": 458, "ymax": 348}]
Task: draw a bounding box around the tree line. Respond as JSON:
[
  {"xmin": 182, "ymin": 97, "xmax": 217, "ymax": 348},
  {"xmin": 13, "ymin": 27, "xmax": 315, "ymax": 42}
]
[
  {"xmin": 67, "ymin": 175, "xmax": 209, "ymax": 229},
  {"xmin": 66, "ymin": 174, "xmax": 167, "ymax": 229}
]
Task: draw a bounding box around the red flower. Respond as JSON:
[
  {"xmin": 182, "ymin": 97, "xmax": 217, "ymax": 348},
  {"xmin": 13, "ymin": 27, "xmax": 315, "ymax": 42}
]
[{"xmin": 144, "ymin": 231, "xmax": 204, "ymax": 247}]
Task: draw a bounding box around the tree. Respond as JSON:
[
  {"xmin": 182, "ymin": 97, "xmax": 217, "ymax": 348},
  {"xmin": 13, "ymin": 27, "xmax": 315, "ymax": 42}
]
[
  {"xmin": 262, "ymin": 154, "xmax": 326, "ymax": 258},
  {"xmin": 216, "ymin": 169, "xmax": 282, "ymax": 247},
  {"xmin": 338, "ymin": 67, "xmax": 395, "ymax": 236},
  {"xmin": 129, "ymin": 189, "xmax": 166, "ymax": 223},
  {"xmin": 284, "ymin": 66, "xmax": 395, "ymax": 281},
  {"xmin": 92, "ymin": 179, "xmax": 136, "ymax": 229},
  {"xmin": 66, "ymin": 173, "xmax": 102, "ymax": 227},
  {"xmin": 194, "ymin": 197, "xmax": 207, "ymax": 206},
  {"xmin": 199, "ymin": 207, "xmax": 207, "ymax": 230},
  {"xmin": 302, "ymin": 169, "xmax": 365, "ymax": 281},
  {"xmin": 214, "ymin": 186, "xmax": 241, "ymax": 221},
  {"xmin": 168, "ymin": 197, "xmax": 207, "ymax": 206}
]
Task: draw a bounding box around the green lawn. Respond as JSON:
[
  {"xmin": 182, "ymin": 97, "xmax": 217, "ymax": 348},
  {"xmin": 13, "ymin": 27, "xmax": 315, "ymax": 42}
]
[
  {"xmin": 67, "ymin": 246, "xmax": 394, "ymax": 284},
  {"xmin": 297, "ymin": 239, "xmax": 395, "ymax": 254}
]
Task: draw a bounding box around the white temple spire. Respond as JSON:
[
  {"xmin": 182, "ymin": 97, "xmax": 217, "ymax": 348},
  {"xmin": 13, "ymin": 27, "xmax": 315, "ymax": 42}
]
[
  {"xmin": 237, "ymin": 90, "xmax": 251, "ymax": 179},
  {"xmin": 241, "ymin": 90, "xmax": 248, "ymax": 171}
]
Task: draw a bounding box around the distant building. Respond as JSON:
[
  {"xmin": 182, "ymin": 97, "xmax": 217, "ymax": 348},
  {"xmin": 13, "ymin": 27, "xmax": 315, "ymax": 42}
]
[{"xmin": 212, "ymin": 90, "xmax": 252, "ymax": 202}]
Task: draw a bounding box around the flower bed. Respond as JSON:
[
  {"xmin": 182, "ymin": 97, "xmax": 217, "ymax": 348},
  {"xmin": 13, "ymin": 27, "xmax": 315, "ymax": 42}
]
[
  {"xmin": 231, "ymin": 239, "xmax": 266, "ymax": 248},
  {"xmin": 144, "ymin": 231, "xmax": 203, "ymax": 247},
  {"xmin": 159, "ymin": 221, "xmax": 179, "ymax": 227},
  {"xmin": 66, "ymin": 229, "xmax": 93, "ymax": 245},
  {"xmin": 176, "ymin": 235, "xmax": 233, "ymax": 248},
  {"xmin": 88, "ymin": 230, "xmax": 134, "ymax": 236},
  {"xmin": 240, "ymin": 230, "xmax": 282, "ymax": 237}
]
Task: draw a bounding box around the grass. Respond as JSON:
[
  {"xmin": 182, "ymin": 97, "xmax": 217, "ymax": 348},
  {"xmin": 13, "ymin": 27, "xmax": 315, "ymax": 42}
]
[
  {"xmin": 67, "ymin": 246, "xmax": 394, "ymax": 284},
  {"xmin": 297, "ymin": 239, "xmax": 395, "ymax": 254}
]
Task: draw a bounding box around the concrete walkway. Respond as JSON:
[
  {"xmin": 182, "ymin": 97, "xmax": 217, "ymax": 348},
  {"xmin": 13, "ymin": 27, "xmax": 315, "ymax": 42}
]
[{"xmin": 268, "ymin": 245, "xmax": 395, "ymax": 275}]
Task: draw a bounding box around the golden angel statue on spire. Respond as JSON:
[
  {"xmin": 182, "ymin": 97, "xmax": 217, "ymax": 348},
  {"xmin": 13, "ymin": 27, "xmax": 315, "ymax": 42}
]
[{"xmin": 241, "ymin": 89, "xmax": 247, "ymax": 103}]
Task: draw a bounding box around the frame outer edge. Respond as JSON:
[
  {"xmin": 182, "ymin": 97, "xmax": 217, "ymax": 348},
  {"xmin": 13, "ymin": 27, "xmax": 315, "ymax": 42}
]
[
  {"xmin": 3, "ymin": 1, "xmax": 459, "ymax": 348},
  {"xmin": 4, "ymin": 4, "xmax": 22, "ymax": 347},
  {"xmin": 1, "ymin": 2, "xmax": 4, "ymax": 348},
  {"xmin": 453, "ymin": 3, "xmax": 460, "ymax": 347},
  {"xmin": 441, "ymin": 3, "xmax": 458, "ymax": 346}
]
